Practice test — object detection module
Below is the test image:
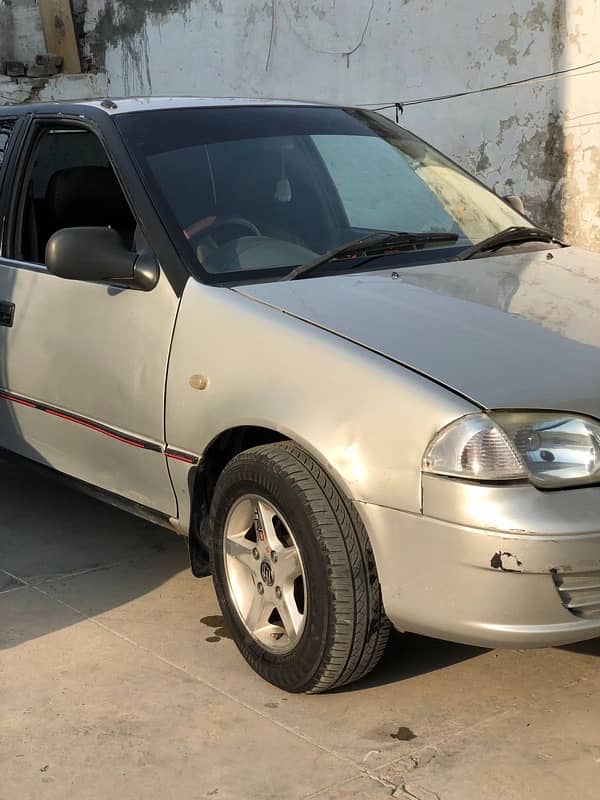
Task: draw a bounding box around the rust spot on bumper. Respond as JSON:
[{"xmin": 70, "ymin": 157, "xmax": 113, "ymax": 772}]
[{"xmin": 491, "ymin": 551, "xmax": 523, "ymax": 573}]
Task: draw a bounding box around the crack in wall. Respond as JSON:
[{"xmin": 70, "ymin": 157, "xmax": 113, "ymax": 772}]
[
  {"xmin": 265, "ymin": 0, "xmax": 277, "ymax": 71},
  {"xmin": 273, "ymin": 0, "xmax": 375, "ymax": 68}
]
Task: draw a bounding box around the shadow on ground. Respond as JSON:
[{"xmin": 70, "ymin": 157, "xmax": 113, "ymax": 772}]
[
  {"xmin": 560, "ymin": 638, "xmax": 600, "ymax": 656},
  {"xmin": 4, "ymin": 458, "xmax": 597, "ymax": 692},
  {"xmin": 1, "ymin": 458, "xmax": 485, "ymax": 690},
  {"xmin": 355, "ymin": 630, "xmax": 486, "ymax": 690},
  {"xmin": 0, "ymin": 460, "xmax": 188, "ymax": 650}
]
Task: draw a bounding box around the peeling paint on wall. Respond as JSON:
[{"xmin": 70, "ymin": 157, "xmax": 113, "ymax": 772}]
[
  {"xmin": 494, "ymin": 13, "xmax": 520, "ymax": 66},
  {"xmin": 88, "ymin": 0, "xmax": 194, "ymax": 67},
  {"xmin": 84, "ymin": 0, "xmax": 198, "ymax": 93},
  {"xmin": 0, "ymin": 72, "xmax": 108, "ymax": 106},
  {"xmin": 515, "ymin": 111, "xmax": 566, "ymax": 235},
  {"xmin": 524, "ymin": 1, "xmax": 550, "ymax": 32}
]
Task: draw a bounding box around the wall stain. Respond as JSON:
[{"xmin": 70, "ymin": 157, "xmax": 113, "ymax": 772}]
[
  {"xmin": 244, "ymin": 2, "xmax": 270, "ymax": 38},
  {"xmin": 120, "ymin": 26, "xmax": 152, "ymax": 95},
  {"xmin": 494, "ymin": 11, "xmax": 520, "ymax": 66},
  {"xmin": 550, "ymin": 0, "xmax": 566, "ymax": 72},
  {"xmin": 524, "ymin": 1, "xmax": 549, "ymax": 31},
  {"xmin": 514, "ymin": 110, "xmax": 566, "ymax": 235},
  {"xmin": 496, "ymin": 113, "xmax": 520, "ymax": 148},
  {"xmin": 522, "ymin": 39, "xmax": 534, "ymax": 57},
  {"xmin": 87, "ymin": 0, "xmax": 195, "ymax": 75},
  {"xmin": 289, "ymin": 0, "xmax": 327, "ymax": 23},
  {"xmin": 475, "ymin": 141, "xmax": 491, "ymax": 173}
]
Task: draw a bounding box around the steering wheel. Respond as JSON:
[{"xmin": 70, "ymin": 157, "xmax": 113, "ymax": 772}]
[{"xmin": 183, "ymin": 215, "xmax": 261, "ymax": 255}]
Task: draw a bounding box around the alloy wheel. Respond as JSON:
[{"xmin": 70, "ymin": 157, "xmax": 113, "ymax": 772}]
[{"xmin": 223, "ymin": 494, "xmax": 307, "ymax": 654}]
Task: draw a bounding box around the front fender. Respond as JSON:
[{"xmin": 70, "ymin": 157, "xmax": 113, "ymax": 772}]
[{"xmin": 165, "ymin": 280, "xmax": 476, "ymax": 530}]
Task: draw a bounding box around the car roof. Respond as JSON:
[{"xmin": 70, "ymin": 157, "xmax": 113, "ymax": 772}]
[{"xmin": 0, "ymin": 96, "xmax": 337, "ymax": 117}]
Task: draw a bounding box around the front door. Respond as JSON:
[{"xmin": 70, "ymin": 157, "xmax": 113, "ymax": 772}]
[{"xmin": 0, "ymin": 118, "xmax": 179, "ymax": 515}]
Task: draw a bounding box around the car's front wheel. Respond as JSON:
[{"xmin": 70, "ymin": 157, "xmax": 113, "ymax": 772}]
[{"xmin": 209, "ymin": 442, "xmax": 390, "ymax": 693}]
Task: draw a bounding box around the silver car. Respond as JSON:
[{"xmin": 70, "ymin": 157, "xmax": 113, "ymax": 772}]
[{"xmin": 1, "ymin": 97, "xmax": 599, "ymax": 693}]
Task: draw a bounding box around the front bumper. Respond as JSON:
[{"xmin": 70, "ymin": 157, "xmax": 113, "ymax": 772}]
[{"xmin": 357, "ymin": 477, "xmax": 600, "ymax": 649}]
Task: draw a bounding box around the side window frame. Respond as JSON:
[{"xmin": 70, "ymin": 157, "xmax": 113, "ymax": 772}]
[
  {"xmin": 0, "ymin": 108, "xmax": 189, "ymax": 295},
  {"xmin": 5, "ymin": 117, "xmax": 140, "ymax": 269},
  {"xmin": 0, "ymin": 114, "xmax": 28, "ymax": 257},
  {"xmin": 0, "ymin": 117, "xmax": 18, "ymax": 178}
]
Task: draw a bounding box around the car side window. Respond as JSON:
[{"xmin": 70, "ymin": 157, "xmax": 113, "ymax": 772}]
[{"xmin": 13, "ymin": 126, "xmax": 136, "ymax": 265}]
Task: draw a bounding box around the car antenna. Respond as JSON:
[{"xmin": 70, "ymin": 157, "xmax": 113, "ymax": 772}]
[{"xmin": 100, "ymin": 98, "xmax": 118, "ymax": 110}]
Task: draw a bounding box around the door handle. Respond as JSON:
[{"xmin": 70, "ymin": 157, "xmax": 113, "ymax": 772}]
[{"xmin": 0, "ymin": 301, "xmax": 15, "ymax": 327}]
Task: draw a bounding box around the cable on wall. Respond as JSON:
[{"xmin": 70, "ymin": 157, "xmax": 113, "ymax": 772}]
[{"xmin": 359, "ymin": 57, "xmax": 600, "ymax": 113}]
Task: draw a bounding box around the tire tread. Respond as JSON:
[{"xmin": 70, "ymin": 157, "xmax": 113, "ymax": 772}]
[{"xmin": 214, "ymin": 442, "xmax": 390, "ymax": 693}]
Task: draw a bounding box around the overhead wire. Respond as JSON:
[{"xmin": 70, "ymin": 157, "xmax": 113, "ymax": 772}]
[{"xmin": 359, "ymin": 57, "xmax": 600, "ymax": 116}]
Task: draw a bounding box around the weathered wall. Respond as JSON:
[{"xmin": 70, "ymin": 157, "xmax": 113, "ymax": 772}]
[
  {"xmin": 0, "ymin": 70, "xmax": 108, "ymax": 104},
  {"xmin": 77, "ymin": 0, "xmax": 600, "ymax": 249},
  {"xmin": 2, "ymin": 1, "xmax": 600, "ymax": 249},
  {"xmin": 1, "ymin": 0, "xmax": 46, "ymax": 63}
]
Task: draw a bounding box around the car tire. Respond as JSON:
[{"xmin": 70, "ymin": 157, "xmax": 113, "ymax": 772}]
[{"xmin": 209, "ymin": 441, "xmax": 390, "ymax": 693}]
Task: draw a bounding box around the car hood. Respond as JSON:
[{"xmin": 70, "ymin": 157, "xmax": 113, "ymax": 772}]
[{"xmin": 234, "ymin": 246, "xmax": 600, "ymax": 417}]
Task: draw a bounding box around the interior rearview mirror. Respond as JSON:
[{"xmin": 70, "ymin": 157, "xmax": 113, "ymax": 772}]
[
  {"xmin": 503, "ymin": 195, "xmax": 525, "ymax": 215},
  {"xmin": 45, "ymin": 227, "xmax": 158, "ymax": 291}
]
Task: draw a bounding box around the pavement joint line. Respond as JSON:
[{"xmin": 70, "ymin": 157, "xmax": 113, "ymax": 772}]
[
  {"xmin": 372, "ymin": 707, "xmax": 516, "ymax": 777},
  {"xmin": 369, "ymin": 650, "xmax": 600, "ymax": 784},
  {"xmin": 2, "ymin": 566, "xmax": 364, "ymax": 775},
  {"xmin": 301, "ymin": 771, "xmax": 385, "ymax": 799},
  {"xmin": 26, "ymin": 560, "xmax": 128, "ymax": 584},
  {"xmin": 8, "ymin": 560, "xmax": 595, "ymax": 797},
  {"xmin": 0, "ymin": 561, "xmax": 531, "ymax": 799},
  {"xmin": 0, "ymin": 584, "xmax": 28, "ymax": 595},
  {"xmin": 301, "ymin": 766, "xmax": 404, "ymax": 799},
  {"xmin": 0, "ymin": 567, "xmax": 28, "ymax": 594},
  {"xmin": 2, "ymin": 562, "xmax": 500, "ymax": 800}
]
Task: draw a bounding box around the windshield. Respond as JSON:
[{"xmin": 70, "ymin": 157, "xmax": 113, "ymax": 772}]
[{"xmin": 117, "ymin": 106, "xmax": 531, "ymax": 282}]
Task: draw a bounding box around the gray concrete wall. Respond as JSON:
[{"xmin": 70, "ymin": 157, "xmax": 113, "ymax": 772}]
[
  {"xmin": 2, "ymin": 0, "xmax": 46, "ymax": 63},
  {"xmin": 0, "ymin": 1, "xmax": 15, "ymax": 61}
]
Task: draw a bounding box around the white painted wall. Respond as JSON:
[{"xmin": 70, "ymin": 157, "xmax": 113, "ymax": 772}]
[
  {"xmin": 3, "ymin": 1, "xmax": 599, "ymax": 248},
  {"xmin": 77, "ymin": 0, "xmax": 599, "ymax": 248}
]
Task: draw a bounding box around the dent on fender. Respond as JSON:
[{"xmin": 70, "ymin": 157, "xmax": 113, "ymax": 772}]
[{"xmin": 165, "ymin": 280, "xmax": 475, "ymax": 522}]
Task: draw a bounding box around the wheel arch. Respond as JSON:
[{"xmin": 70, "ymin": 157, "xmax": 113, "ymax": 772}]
[
  {"xmin": 192, "ymin": 425, "xmax": 287, "ymax": 524},
  {"xmin": 187, "ymin": 423, "xmax": 360, "ymax": 557}
]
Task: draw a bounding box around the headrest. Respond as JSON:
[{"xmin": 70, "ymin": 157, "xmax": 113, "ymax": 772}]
[{"xmin": 45, "ymin": 166, "xmax": 133, "ymax": 230}]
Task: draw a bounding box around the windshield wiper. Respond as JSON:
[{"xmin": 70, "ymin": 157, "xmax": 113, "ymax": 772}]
[
  {"xmin": 284, "ymin": 231, "xmax": 459, "ymax": 281},
  {"xmin": 457, "ymin": 226, "xmax": 561, "ymax": 261}
]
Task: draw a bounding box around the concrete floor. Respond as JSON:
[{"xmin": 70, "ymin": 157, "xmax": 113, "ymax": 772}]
[{"xmin": 2, "ymin": 461, "xmax": 600, "ymax": 800}]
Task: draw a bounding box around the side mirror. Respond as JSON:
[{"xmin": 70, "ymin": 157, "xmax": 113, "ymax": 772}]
[
  {"xmin": 503, "ymin": 195, "xmax": 525, "ymax": 215},
  {"xmin": 45, "ymin": 227, "xmax": 158, "ymax": 291}
]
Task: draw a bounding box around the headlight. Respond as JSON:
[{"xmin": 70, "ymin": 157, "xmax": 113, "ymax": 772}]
[{"xmin": 423, "ymin": 412, "xmax": 600, "ymax": 488}]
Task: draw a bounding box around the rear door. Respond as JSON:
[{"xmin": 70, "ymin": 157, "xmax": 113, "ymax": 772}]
[{"xmin": 0, "ymin": 113, "xmax": 180, "ymax": 515}]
